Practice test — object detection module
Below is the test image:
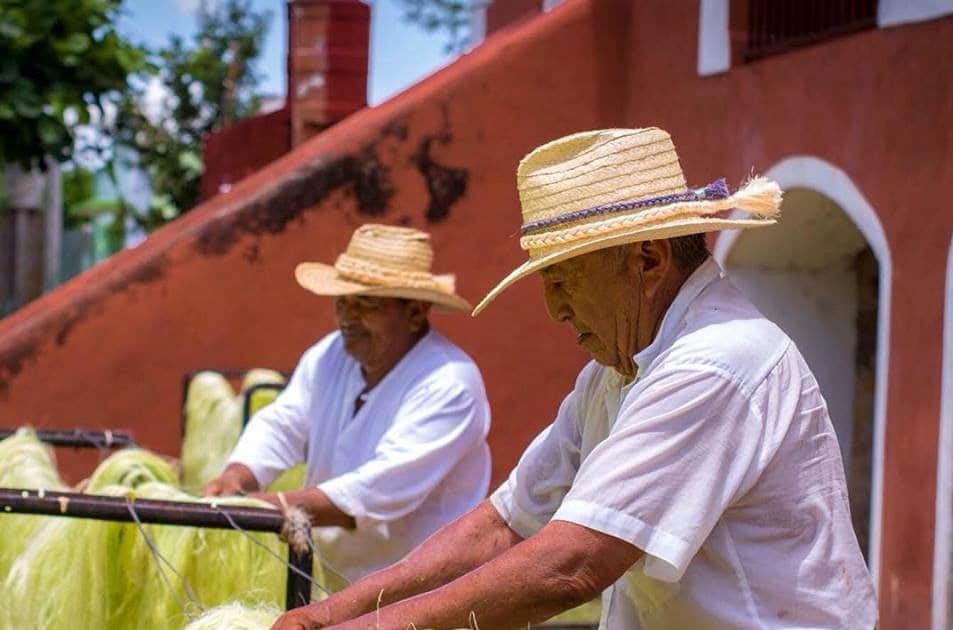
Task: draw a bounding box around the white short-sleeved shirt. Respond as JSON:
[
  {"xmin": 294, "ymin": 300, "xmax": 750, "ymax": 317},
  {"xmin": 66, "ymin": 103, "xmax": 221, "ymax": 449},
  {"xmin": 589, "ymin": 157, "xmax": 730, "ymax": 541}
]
[
  {"xmin": 229, "ymin": 329, "xmax": 491, "ymax": 582},
  {"xmin": 491, "ymin": 258, "xmax": 877, "ymax": 629}
]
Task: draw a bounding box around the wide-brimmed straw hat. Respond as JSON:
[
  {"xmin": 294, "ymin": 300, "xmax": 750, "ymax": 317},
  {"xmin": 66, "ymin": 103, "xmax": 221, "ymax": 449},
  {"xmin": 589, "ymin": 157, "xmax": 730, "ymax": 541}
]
[
  {"xmin": 295, "ymin": 224, "xmax": 471, "ymax": 311},
  {"xmin": 472, "ymin": 127, "xmax": 782, "ymax": 315}
]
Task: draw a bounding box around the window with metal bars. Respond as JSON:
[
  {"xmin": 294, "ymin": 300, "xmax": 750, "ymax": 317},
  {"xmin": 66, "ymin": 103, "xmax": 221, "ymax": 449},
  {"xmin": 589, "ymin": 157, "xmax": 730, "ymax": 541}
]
[{"xmin": 731, "ymin": 0, "xmax": 878, "ymax": 63}]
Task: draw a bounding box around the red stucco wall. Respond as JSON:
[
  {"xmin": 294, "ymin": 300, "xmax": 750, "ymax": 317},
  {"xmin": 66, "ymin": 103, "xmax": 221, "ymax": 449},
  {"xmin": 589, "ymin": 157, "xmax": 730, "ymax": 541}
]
[
  {"xmin": 201, "ymin": 106, "xmax": 291, "ymax": 201},
  {"xmin": 0, "ymin": 1, "xmax": 951, "ymax": 626}
]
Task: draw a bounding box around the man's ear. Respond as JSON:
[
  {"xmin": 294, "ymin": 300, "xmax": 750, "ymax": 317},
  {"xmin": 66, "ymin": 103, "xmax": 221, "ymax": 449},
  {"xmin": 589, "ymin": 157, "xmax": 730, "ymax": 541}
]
[
  {"xmin": 632, "ymin": 240, "xmax": 673, "ymax": 297},
  {"xmin": 407, "ymin": 300, "xmax": 431, "ymax": 333}
]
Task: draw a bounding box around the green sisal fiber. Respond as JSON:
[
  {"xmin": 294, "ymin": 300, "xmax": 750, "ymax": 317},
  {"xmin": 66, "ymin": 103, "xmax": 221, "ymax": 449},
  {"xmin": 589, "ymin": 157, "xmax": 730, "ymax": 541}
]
[
  {"xmin": 182, "ymin": 602, "xmax": 280, "ymax": 630},
  {"xmin": 181, "ymin": 371, "xmax": 243, "ymax": 493},
  {"xmin": 85, "ymin": 447, "xmax": 179, "ymax": 492},
  {"xmin": 240, "ymin": 368, "xmax": 286, "ymax": 416},
  {"xmin": 1, "ymin": 450, "xmax": 290, "ymax": 630},
  {"xmin": 0, "ymin": 429, "xmax": 67, "ymax": 629},
  {"xmin": 182, "ymin": 368, "xmax": 290, "ymax": 493}
]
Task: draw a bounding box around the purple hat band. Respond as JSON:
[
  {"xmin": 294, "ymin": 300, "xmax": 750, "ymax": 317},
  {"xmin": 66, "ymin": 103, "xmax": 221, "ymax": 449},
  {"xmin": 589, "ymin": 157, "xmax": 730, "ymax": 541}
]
[{"xmin": 520, "ymin": 178, "xmax": 730, "ymax": 236}]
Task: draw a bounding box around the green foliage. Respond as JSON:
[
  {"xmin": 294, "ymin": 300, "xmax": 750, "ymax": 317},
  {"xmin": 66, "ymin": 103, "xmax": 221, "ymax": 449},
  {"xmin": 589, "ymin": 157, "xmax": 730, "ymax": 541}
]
[
  {"xmin": 397, "ymin": 0, "xmax": 484, "ymax": 53},
  {"xmin": 111, "ymin": 0, "xmax": 272, "ymax": 221},
  {"xmin": 61, "ymin": 166, "xmax": 101, "ymax": 228},
  {"xmin": 0, "ymin": 0, "xmax": 145, "ymax": 168}
]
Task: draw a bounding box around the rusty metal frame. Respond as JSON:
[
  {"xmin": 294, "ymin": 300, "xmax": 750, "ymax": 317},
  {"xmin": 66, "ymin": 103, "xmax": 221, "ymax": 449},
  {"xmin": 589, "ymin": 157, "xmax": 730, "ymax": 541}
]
[
  {"xmin": 0, "ymin": 487, "xmax": 313, "ymax": 610},
  {"xmin": 0, "ymin": 428, "xmax": 137, "ymax": 449}
]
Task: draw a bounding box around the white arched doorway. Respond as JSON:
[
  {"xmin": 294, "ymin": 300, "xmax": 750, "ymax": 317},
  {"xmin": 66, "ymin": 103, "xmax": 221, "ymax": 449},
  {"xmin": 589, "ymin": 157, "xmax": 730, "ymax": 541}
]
[
  {"xmin": 714, "ymin": 156, "xmax": 891, "ymax": 585},
  {"xmin": 933, "ymin": 239, "xmax": 953, "ymax": 630}
]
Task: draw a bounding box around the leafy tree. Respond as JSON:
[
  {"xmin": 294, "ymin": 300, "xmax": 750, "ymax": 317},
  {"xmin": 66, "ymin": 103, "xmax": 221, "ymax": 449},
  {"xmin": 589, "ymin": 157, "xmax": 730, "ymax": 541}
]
[
  {"xmin": 396, "ymin": 0, "xmax": 485, "ymax": 53},
  {"xmin": 109, "ymin": 0, "xmax": 272, "ymax": 222},
  {"xmin": 0, "ymin": 0, "xmax": 145, "ymax": 169}
]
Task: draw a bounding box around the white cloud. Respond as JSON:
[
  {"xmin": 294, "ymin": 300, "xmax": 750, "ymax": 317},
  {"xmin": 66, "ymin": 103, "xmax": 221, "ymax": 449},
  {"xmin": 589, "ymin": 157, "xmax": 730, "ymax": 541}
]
[{"xmin": 141, "ymin": 75, "xmax": 170, "ymax": 126}]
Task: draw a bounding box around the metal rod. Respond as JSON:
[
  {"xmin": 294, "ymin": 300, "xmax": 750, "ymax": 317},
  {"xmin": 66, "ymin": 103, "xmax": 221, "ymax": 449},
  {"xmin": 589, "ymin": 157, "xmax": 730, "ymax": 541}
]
[
  {"xmin": 287, "ymin": 545, "xmax": 313, "ymax": 609},
  {"xmin": 0, "ymin": 487, "xmax": 313, "ymax": 610},
  {"xmin": 0, "ymin": 428, "xmax": 136, "ymax": 449},
  {"xmin": 0, "ymin": 488, "xmax": 283, "ymax": 530},
  {"xmin": 242, "ymin": 383, "xmax": 286, "ymax": 427}
]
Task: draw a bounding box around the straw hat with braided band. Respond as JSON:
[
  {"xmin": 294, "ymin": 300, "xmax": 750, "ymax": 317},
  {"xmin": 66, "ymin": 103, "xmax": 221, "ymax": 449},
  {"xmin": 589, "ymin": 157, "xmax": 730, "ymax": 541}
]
[
  {"xmin": 295, "ymin": 224, "xmax": 471, "ymax": 311},
  {"xmin": 472, "ymin": 127, "xmax": 782, "ymax": 315}
]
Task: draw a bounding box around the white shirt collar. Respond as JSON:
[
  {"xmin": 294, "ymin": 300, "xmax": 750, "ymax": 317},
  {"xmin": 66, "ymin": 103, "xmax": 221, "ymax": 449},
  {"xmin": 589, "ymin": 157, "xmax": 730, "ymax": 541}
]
[{"xmin": 631, "ymin": 257, "xmax": 724, "ymax": 378}]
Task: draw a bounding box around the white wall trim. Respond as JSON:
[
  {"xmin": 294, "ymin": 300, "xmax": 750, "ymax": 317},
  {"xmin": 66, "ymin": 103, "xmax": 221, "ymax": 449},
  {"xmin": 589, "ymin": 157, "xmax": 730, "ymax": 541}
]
[
  {"xmin": 698, "ymin": 0, "xmax": 731, "ymax": 76},
  {"xmin": 714, "ymin": 156, "xmax": 891, "ymax": 589},
  {"xmin": 878, "ymin": 0, "xmax": 953, "ymax": 28},
  {"xmin": 933, "ymin": 240, "xmax": 953, "ymax": 630}
]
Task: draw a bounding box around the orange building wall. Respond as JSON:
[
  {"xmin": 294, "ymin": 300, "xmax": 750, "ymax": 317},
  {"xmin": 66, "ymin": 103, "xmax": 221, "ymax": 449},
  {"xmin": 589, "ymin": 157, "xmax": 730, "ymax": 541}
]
[{"xmin": 0, "ymin": 2, "xmax": 951, "ymax": 626}]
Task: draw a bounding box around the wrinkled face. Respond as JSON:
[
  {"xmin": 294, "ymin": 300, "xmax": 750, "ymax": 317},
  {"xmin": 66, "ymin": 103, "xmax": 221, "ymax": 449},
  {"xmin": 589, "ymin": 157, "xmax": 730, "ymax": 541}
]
[
  {"xmin": 540, "ymin": 247, "xmax": 643, "ymax": 372},
  {"xmin": 333, "ymin": 296, "xmax": 428, "ymax": 372}
]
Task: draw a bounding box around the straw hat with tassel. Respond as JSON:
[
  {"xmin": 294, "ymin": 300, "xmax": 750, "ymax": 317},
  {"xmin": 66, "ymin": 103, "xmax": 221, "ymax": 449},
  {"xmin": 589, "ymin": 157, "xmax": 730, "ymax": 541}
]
[{"xmin": 472, "ymin": 127, "xmax": 782, "ymax": 315}]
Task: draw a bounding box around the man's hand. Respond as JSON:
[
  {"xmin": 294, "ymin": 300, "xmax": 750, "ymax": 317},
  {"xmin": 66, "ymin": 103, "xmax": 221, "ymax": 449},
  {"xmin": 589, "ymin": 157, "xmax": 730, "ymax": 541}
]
[
  {"xmin": 202, "ymin": 463, "xmax": 260, "ymax": 496},
  {"xmin": 270, "ymin": 601, "xmax": 334, "ymax": 630}
]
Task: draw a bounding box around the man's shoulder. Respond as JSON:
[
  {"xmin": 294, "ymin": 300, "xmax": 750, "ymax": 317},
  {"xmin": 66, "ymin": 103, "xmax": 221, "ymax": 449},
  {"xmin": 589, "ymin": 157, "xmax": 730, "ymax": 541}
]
[
  {"xmin": 664, "ymin": 278, "xmax": 793, "ymax": 385},
  {"xmin": 297, "ymin": 331, "xmax": 347, "ymax": 368},
  {"xmin": 407, "ymin": 330, "xmax": 487, "ymax": 394}
]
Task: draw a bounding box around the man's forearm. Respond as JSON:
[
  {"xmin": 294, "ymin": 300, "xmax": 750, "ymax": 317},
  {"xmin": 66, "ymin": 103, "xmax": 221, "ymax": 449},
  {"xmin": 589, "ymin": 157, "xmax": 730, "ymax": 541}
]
[
  {"xmin": 272, "ymin": 500, "xmax": 522, "ymax": 627},
  {"xmin": 359, "ymin": 500, "xmax": 522, "ymax": 608},
  {"xmin": 331, "ymin": 520, "xmax": 642, "ymax": 630},
  {"xmin": 252, "ymin": 487, "xmax": 356, "ymax": 529}
]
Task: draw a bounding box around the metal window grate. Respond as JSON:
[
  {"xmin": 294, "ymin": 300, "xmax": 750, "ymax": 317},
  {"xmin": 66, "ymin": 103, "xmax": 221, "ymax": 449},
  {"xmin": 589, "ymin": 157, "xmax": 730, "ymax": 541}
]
[{"xmin": 743, "ymin": 0, "xmax": 877, "ymax": 62}]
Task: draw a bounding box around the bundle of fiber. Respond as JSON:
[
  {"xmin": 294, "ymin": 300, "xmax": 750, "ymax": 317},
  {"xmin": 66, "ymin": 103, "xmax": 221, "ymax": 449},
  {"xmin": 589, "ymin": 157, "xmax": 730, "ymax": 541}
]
[
  {"xmin": 240, "ymin": 368, "xmax": 286, "ymax": 417},
  {"xmin": 0, "ymin": 429, "xmax": 68, "ymax": 629},
  {"xmin": 182, "ymin": 602, "xmax": 280, "ymax": 630},
  {"xmin": 3, "ymin": 480, "xmax": 288, "ymax": 630},
  {"xmin": 85, "ymin": 447, "xmax": 178, "ymax": 493},
  {"xmin": 181, "ymin": 371, "xmax": 243, "ymax": 493},
  {"xmin": 0, "ymin": 427, "xmax": 64, "ymax": 490},
  {"xmin": 4, "ymin": 484, "xmax": 149, "ymax": 629},
  {"xmin": 127, "ymin": 482, "xmax": 287, "ymax": 629}
]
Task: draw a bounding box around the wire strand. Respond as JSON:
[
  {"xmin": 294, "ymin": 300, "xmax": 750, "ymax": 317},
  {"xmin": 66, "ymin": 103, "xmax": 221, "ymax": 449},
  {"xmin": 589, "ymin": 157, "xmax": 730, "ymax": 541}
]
[
  {"xmin": 212, "ymin": 505, "xmax": 333, "ymax": 597},
  {"xmin": 125, "ymin": 497, "xmax": 204, "ymax": 618}
]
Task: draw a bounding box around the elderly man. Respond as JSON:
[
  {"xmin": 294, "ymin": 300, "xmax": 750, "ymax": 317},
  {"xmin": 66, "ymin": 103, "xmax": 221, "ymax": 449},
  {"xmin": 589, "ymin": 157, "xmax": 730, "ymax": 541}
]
[
  {"xmin": 205, "ymin": 223, "xmax": 491, "ymax": 584},
  {"xmin": 271, "ymin": 128, "xmax": 877, "ymax": 629}
]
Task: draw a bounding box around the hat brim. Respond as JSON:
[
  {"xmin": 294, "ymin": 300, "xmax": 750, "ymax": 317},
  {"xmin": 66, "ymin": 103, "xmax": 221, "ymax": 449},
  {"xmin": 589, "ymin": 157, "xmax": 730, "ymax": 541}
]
[
  {"xmin": 471, "ymin": 216, "xmax": 775, "ymax": 316},
  {"xmin": 296, "ymin": 263, "xmax": 472, "ymax": 312}
]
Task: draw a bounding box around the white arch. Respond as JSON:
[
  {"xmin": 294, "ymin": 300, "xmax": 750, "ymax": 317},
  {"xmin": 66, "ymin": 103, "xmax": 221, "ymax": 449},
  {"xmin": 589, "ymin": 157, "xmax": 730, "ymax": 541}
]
[
  {"xmin": 933, "ymin": 240, "xmax": 953, "ymax": 630},
  {"xmin": 714, "ymin": 155, "xmax": 892, "ymax": 588}
]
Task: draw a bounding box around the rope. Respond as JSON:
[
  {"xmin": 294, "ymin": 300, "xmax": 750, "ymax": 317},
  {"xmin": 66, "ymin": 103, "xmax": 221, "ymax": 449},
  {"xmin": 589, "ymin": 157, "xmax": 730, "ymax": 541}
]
[
  {"xmin": 125, "ymin": 497, "xmax": 204, "ymax": 619},
  {"xmin": 212, "ymin": 505, "xmax": 334, "ymax": 597}
]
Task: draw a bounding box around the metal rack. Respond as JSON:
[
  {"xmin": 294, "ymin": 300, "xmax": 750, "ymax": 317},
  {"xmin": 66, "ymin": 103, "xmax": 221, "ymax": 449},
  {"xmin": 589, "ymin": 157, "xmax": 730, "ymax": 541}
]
[
  {"xmin": 0, "ymin": 428, "xmax": 137, "ymax": 449},
  {"xmin": 0, "ymin": 487, "xmax": 313, "ymax": 610}
]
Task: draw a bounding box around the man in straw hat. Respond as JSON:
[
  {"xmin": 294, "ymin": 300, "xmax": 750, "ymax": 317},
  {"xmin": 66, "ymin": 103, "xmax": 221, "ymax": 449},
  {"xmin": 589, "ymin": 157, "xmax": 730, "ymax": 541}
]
[
  {"xmin": 204, "ymin": 224, "xmax": 491, "ymax": 584},
  {"xmin": 271, "ymin": 128, "xmax": 876, "ymax": 629}
]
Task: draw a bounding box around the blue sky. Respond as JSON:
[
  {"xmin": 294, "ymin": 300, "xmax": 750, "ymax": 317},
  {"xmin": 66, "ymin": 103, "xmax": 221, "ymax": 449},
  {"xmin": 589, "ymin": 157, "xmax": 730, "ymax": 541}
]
[{"xmin": 118, "ymin": 0, "xmax": 459, "ymax": 105}]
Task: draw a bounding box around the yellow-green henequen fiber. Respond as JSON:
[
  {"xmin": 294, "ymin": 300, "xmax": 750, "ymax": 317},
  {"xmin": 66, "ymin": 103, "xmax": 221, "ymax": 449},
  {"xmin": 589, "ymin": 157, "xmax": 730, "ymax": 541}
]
[
  {"xmin": 181, "ymin": 371, "xmax": 242, "ymax": 493},
  {"xmin": 2, "ymin": 449, "xmax": 288, "ymax": 630},
  {"xmin": 0, "ymin": 367, "xmax": 319, "ymax": 629},
  {"xmin": 0, "ymin": 429, "xmax": 67, "ymax": 629},
  {"xmin": 182, "ymin": 602, "xmax": 280, "ymax": 630}
]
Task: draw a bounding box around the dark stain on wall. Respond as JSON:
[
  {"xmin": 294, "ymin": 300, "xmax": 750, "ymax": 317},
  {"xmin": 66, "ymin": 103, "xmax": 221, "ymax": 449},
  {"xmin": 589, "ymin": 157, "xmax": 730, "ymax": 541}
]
[
  {"xmin": 195, "ymin": 147, "xmax": 395, "ymax": 257},
  {"xmin": 0, "ymin": 254, "xmax": 169, "ymax": 395},
  {"xmin": 413, "ymin": 136, "xmax": 469, "ymax": 223}
]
